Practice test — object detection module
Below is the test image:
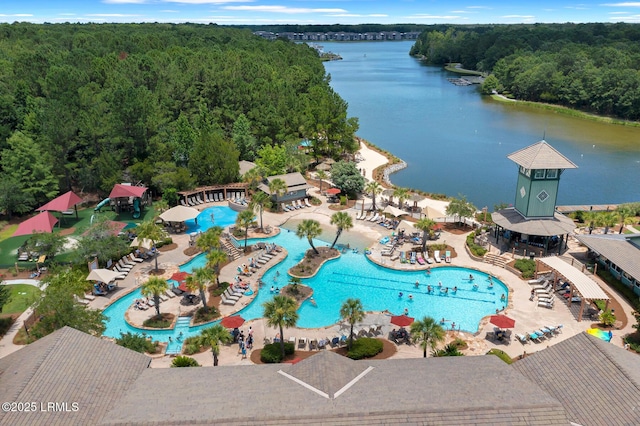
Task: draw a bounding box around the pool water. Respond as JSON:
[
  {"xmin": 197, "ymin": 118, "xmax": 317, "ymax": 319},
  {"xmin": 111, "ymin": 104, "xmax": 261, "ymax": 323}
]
[
  {"xmin": 185, "ymin": 206, "xmax": 238, "ymax": 233},
  {"xmin": 103, "ymin": 208, "xmax": 508, "ymax": 345}
]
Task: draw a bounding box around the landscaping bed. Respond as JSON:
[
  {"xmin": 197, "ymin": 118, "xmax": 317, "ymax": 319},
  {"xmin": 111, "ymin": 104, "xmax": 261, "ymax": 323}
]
[{"xmin": 289, "ymin": 246, "xmax": 340, "ymax": 278}]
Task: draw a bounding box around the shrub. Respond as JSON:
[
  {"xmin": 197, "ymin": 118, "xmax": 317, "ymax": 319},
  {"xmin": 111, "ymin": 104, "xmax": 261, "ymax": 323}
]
[
  {"xmin": 600, "ymin": 309, "xmax": 616, "ymax": 327},
  {"xmin": 211, "ymin": 282, "xmax": 230, "ymax": 297},
  {"xmin": 115, "ymin": 332, "xmax": 158, "ymax": 354},
  {"xmin": 182, "ymin": 336, "xmax": 202, "ymax": 355},
  {"xmin": 347, "ymin": 337, "xmax": 383, "ymax": 360},
  {"xmin": 514, "ymin": 259, "xmax": 536, "ymax": 279},
  {"xmin": 596, "ymin": 269, "xmax": 639, "ymax": 308},
  {"xmin": 193, "ymin": 307, "xmax": 219, "ymax": 324},
  {"xmin": 466, "ymin": 232, "xmax": 488, "ymax": 257},
  {"xmin": 143, "ymin": 315, "xmax": 172, "ymax": 328},
  {"xmin": 260, "ymin": 342, "xmax": 295, "ymax": 363},
  {"xmin": 0, "ymin": 317, "xmax": 14, "ymax": 337},
  {"xmin": 171, "ymin": 356, "xmax": 200, "ymax": 367}
]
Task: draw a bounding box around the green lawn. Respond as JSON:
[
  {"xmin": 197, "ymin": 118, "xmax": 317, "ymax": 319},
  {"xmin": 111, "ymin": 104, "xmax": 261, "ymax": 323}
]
[
  {"xmin": 1, "ymin": 284, "xmax": 41, "ymax": 315},
  {"xmin": 634, "ymin": 225, "xmax": 640, "ymax": 232},
  {"xmin": 0, "ymin": 205, "xmax": 159, "ymax": 268}
]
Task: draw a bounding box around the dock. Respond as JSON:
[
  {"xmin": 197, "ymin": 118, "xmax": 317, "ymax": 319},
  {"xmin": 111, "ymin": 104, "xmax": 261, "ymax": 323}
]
[{"xmin": 556, "ymin": 204, "xmax": 620, "ymax": 213}]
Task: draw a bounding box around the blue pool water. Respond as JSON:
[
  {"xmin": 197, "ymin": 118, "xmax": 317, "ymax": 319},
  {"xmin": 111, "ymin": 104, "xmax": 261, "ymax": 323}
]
[
  {"xmin": 185, "ymin": 206, "xmax": 238, "ymax": 233},
  {"xmin": 103, "ymin": 226, "xmax": 508, "ymax": 346}
]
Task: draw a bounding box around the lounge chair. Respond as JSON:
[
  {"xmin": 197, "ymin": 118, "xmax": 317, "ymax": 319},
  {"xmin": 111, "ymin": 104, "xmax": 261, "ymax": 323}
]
[
  {"xmin": 445, "ymin": 251, "xmax": 451, "ymax": 263},
  {"xmin": 305, "ymin": 198, "xmax": 312, "ymax": 207},
  {"xmin": 129, "ymin": 253, "xmax": 144, "ymax": 263},
  {"xmin": 528, "ymin": 331, "xmax": 541, "ymax": 342},
  {"xmin": 538, "ymin": 300, "xmax": 554, "ymax": 309},
  {"xmin": 117, "ymin": 259, "xmax": 133, "ymax": 271},
  {"xmin": 410, "ymin": 251, "xmax": 416, "ymax": 264},
  {"xmin": 416, "ymin": 253, "xmax": 426, "ymax": 265},
  {"xmin": 288, "ymin": 336, "xmax": 296, "ymax": 344},
  {"xmin": 515, "ymin": 333, "xmax": 529, "ymax": 344},
  {"xmin": 434, "ymin": 250, "xmax": 441, "ymax": 263},
  {"xmin": 309, "ymin": 339, "xmax": 318, "ymax": 350},
  {"xmin": 165, "ymin": 289, "xmax": 176, "ymax": 298},
  {"xmin": 317, "ymin": 338, "xmax": 327, "ymax": 349},
  {"xmin": 330, "ymin": 336, "xmax": 340, "ymax": 348},
  {"xmin": 298, "ymin": 337, "xmax": 307, "ymax": 349}
]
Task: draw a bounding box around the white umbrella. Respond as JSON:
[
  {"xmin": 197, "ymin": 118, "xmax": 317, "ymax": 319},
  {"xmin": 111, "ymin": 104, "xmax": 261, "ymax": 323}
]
[
  {"xmin": 159, "ymin": 205, "xmax": 200, "ymax": 222},
  {"xmin": 383, "ymin": 205, "xmax": 406, "ymax": 217},
  {"xmin": 86, "ymin": 268, "xmax": 122, "ymax": 283},
  {"xmin": 421, "ymin": 205, "xmax": 445, "ymax": 220},
  {"xmin": 130, "ymin": 237, "xmax": 153, "ymax": 250}
]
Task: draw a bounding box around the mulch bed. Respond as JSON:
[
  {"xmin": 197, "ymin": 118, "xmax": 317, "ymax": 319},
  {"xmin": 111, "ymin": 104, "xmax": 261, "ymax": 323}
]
[
  {"xmin": 289, "ymin": 246, "xmax": 340, "ymax": 278},
  {"xmin": 159, "ymin": 243, "xmax": 177, "ymax": 252},
  {"xmin": 250, "ymin": 338, "xmax": 397, "ymax": 364}
]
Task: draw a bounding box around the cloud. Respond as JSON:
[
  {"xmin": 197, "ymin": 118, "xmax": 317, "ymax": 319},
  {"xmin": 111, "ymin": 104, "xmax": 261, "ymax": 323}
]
[
  {"xmin": 502, "ymin": 15, "xmax": 535, "ymax": 18},
  {"xmin": 102, "ymin": 0, "xmax": 148, "ymax": 4},
  {"xmin": 162, "ymin": 0, "xmax": 254, "ymax": 4},
  {"xmin": 601, "ymin": 2, "xmax": 640, "ymax": 6},
  {"xmin": 223, "ymin": 6, "xmax": 347, "ymax": 14},
  {"xmin": 0, "ymin": 14, "xmax": 33, "ymax": 17},
  {"xmin": 85, "ymin": 13, "xmax": 141, "ymax": 17},
  {"xmin": 407, "ymin": 14, "xmax": 462, "ymax": 20}
]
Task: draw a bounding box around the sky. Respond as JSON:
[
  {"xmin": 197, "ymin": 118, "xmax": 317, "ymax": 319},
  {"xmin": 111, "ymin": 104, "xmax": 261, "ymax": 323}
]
[{"xmin": 2, "ymin": 1, "xmax": 640, "ymax": 25}]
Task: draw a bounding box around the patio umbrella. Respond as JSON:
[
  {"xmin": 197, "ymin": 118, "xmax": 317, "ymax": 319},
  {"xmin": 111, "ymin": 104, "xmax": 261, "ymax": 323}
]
[
  {"xmin": 220, "ymin": 315, "xmax": 245, "ymax": 329},
  {"xmin": 130, "ymin": 237, "xmax": 153, "ymax": 250},
  {"xmin": 390, "ymin": 315, "xmax": 414, "ymax": 327},
  {"xmin": 159, "ymin": 205, "xmax": 200, "ymax": 223},
  {"xmin": 326, "ymin": 188, "xmax": 341, "ymax": 195},
  {"xmin": 170, "ymin": 271, "xmax": 190, "ymax": 283},
  {"xmin": 489, "ymin": 315, "xmax": 516, "ymax": 329},
  {"xmin": 383, "ymin": 205, "xmax": 406, "ymax": 217},
  {"xmin": 13, "ymin": 211, "xmax": 59, "ymax": 237},
  {"xmin": 421, "ymin": 205, "xmax": 445, "ymax": 220},
  {"xmin": 86, "ymin": 268, "xmax": 122, "ymax": 283}
]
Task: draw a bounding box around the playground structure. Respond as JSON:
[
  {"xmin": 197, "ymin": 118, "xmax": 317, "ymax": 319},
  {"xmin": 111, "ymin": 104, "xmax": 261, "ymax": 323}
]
[{"xmin": 95, "ymin": 184, "xmax": 150, "ymax": 218}]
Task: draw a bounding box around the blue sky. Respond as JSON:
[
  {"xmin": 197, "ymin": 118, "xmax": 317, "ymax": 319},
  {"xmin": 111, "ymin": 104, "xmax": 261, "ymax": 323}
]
[{"xmin": 2, "ymin": 1, "xmax": 640, "ymax": 25}]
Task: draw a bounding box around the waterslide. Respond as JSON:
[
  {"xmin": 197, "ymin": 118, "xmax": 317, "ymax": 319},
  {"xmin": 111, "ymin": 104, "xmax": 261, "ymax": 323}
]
[
  {"xmin": 132, "ymin": 198, "xmax": 141, "ymax": 219},
  {"xmin": 94, "ymin": 198, "xmax": 110, "ymax": 212}
]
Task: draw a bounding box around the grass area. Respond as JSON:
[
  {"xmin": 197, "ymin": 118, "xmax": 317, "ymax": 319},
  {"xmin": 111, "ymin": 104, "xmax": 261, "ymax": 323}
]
[
  {"xmin": 490, "ymin": 94, "xmax": 640, "ymax": 127},
  {"xmin": 444, "ymin": 63, "xmax": 485, "ymax": 76},
  {"xmin": 1, "ymin": 284, "xmax": 41, "ymax": 315},
  {"xmin": 0, "ymin": 224, "xmax": 18, "ymax": 242},
  {"xmin": 634, "ymin": 225, "xmax": 640, "ymax": 232},
  {"xmin": 0, "ymin": 205, "xmax": 158, "ymax": 268},
  {"xmin": 487, "ymin": 348, "xmax": 513, "ymax": 364},
  {"xmin": 596, "ymin": 269, "xmax": 639, "ymax": 309}
]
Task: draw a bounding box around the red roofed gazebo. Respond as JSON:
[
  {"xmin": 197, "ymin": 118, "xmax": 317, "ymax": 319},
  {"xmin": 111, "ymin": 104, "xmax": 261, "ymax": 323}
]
[
  {"xmin": 13, "ymin": 211, "xmax": 59, "ymax": 237},
  {"xmin": 109, "ymin": 184, "xmax": 148, "ymax": 199},
  {"xmin": 108, "ymin": 184, "xmax": 149, "ymax": 218},
  {"xmin": 37, "ymin": 191, "xmax": 83, "ymax": 219}
]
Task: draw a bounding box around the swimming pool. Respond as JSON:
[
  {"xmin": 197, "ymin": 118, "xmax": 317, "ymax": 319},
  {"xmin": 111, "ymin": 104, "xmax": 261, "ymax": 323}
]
[
  {"xmin": 185, "ymin": 206, "xmax": 238, "ymax": 233},
  {"xmin": 103, "ymin": 215, "xmax": 508, "ymax": 345}
]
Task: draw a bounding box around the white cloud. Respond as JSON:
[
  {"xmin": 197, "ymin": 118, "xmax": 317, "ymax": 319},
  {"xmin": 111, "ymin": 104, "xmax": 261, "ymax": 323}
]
[
  {"xmin": 102, "ymin": 0, "xmax": 147, "ymax": 4},
  {"xmin": 86, "ymin": 14, "xmax": 141, "ymax": 17},
  {"xmin": 601, "ymin": 2, "xmax": 640, "ymax": 6},
  {"xmin": 407, "ymin": 14, "xmax": 462, "ymax": 20},
  {"xmin": 0, "ymin": 14, "xmax": 33, "ymax": 17},
  {"xmin": 163, "ymin": 0, "xmax": 254, "ymax": 4},
  {"xmin": 223, "ymin": 6, "xmax": 347, "ymax": 14},
  {"xmin": 160, "ymin": 10, "xmax": 180, "ymax": 13},
  {"xmin": 502, "ymin": 15, "xmax": 535, "ymax": 18}
]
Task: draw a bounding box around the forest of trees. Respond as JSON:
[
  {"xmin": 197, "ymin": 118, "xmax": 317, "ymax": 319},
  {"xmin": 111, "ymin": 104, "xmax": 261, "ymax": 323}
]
[
  {"xmin": 410, "ymin": 23, "xmax": 640, "ymax": 120},
  {"xmin": 0, "ymin": 23, "xmax": 359, "ymax": 216}
]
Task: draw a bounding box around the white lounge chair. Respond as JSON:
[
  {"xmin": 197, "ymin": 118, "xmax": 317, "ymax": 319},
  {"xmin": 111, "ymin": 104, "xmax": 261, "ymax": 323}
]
[
  {"xmin": 434, "ymin": 250, "xmax": 441, "ymax": 263},
  {"xmin": 298, "ymin": 337, "xmax": 307, "ymax": 349},
  {"xmin": 305, "ymin": 198, "xmax": 312, "ymax": 207},
  {"xmin": 129, "ymin": 253, "xmax": 144, "ymax": 263},
  {"xmin": 180, "ymin": 199, "xmax": 187, "ymax": 206}
]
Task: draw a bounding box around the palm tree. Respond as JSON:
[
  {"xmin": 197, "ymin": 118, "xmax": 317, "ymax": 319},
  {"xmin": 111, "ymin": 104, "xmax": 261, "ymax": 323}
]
[
  {"xmin": 601, "ymin": 212, "xmax": 618, "ymax": 234},
  {"xmin": 249, "ymin": 191, "xmax": 272, "ymax": 232},
  {"xmin": 410, "ymin": 316, "xmax": 445, "ymax": 358},
  {"xmin": 315, "ymin": 170, "xmax": 328, "ymax": 195},
  {"xmin": 242, "ymin": 167, "xmax": 264, "ymax": 193},
  {"xmin": 414, "ymin": 217, "xmax": 436, "ymax": 253},
  {"xmin": 206, "ymin": 249, "xmax": 228, "ymax": 286},
  {"xmin": 393, "ymin": 187, "xmax": 409, "ymax": 210},
  {"xmin": 340, "ymin": 298, "xmax": 365, "ymax": 350},
  {"xmin": 199, "ymin": 324, "xmax": 233, "ymax": 366},
  {"xmin": 296, "ymin": 219, "xmax": 322, "ymax": 255},
  {"xmin": 196, "ymin": 226, "xmax": 223, "ymax": 253},
  {"xmin": 236, "ymin": 209, "xmax": 255, "ymax": 250},
  {"xmin": 154, "ymin": 199, "xmax": 169, "ymax": 212},
  {"xmin": 329, "ymin": 211, "xmax": 354, "ymax": 249},
  {"xmin": 135, "ymin": 220, "xmax": 165, "ymax": 271},
  {"xmin": 185, "ymin": 267, "xmax": 212, "ymax": 311},
  {"xmin": 141, "ymin": 276, "xmax": 169, "ymax": 317},
  {"xmin": 268, "ymin": 178, "xmax": 287, "ymax": 211},
  {"xmin": 584, "ymin": 211, "xmax": 603, "ymax": 234},
  {"xmin": 432, "ymin": 343, "xmax": 464, "ymax": 357},
  {"xmin": 364, "ymin": 181, "xmax": 382, "ymax": 211},
  {"xmin": 263, "ymin": 295, "xmax": 299, "ymax": 359},
  {"xmin": 616, "ymin": 206, "xmax": 636, "ymax": 234}
]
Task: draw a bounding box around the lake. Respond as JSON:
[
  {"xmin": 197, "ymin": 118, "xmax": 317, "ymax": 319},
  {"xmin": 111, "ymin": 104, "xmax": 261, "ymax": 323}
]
[{"xmin": 322, "ymin": 41, "xmax": 640, "ymax": 209}]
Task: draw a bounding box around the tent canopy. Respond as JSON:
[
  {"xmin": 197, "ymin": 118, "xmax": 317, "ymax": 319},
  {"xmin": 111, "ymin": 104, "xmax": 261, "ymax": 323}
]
[
  {"xmin": 37, "ymin": 191, "xmax": 82, "ymax": 212},
  {"xmin": 86, "ymin": 268, "xmax": 122, "ymax": 283},
  {"xmin": 130, "ymin": 237, "xmax": 153, "ymax": 250},
  {"xmin": 109, "ymin": 184, "xmax": 147, "ymax": 199},
  {"xmin": 159, "ymin": 205, "xmax": 200, "ymax": 222},
  {"xmin": 13, "ymin": 212, "xmax": 59, "ymax": 237},
  {"xmin": 421, "ymin": 205, "xmax": 445, "ymax": 220},
  {"xmin": 383, "ymin": 205, "xmax": 406, "ymax": 217}
]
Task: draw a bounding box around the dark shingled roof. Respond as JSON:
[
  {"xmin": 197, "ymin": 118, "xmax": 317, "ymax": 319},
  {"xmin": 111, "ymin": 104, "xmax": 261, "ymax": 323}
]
[
  {"xmin": 513, "ymin": 332, "xmax": 640, "ymax": 426},
  {"xmin": 0, "ymin": 327, "xmax": 150, "ymax": 426},
  {"xmin": 575, "ymin": 233, "xmax": 640, "ymax": 284},
  {"xmin": 492, "ymin": 208, "xmax": 575, "ymax": 236},
  {"xmin": 103, "ymin": 353, "xmax": 568, "ymax": 425}
]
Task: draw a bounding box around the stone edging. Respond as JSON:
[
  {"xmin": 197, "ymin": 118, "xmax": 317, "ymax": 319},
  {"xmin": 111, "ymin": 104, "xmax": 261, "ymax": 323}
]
[
  {"xmin": 288, "ymin": 250, "xmax": 341, "ymax": 279},
  {"xmin": 464, "ymin": 244, "xmax": 486, "ymax": 262},
  {"xmin": 381, "ymin": 160, "xmax": 407, "ymax": 187}
]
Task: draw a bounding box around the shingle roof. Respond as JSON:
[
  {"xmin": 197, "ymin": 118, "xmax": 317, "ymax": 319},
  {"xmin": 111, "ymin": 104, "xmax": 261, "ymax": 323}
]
[
  {"xmin": 0, "ymin": 327, "xmax": 150, "ymax": 426},
  {"xmin": 507, "ymin": 141, "xmax": 578, "ymax": 170},
  {"xmin": 103, "ymin": 353, "xmax": 568, "ymax": 425},
  {"xmin": 538, "ymin": 256, "xmax": 609, "ymax": 301},
  {"xmin": 492, "ymin": 208, "xmax": 576, "ymax": 236},
  {"xmin": 259, "ymin": 172, "xmax": 312, "ymax": 193},
  {"xmin": 513, "ymin": 332, "xmax": 640, "ymax": 426},
  {"xmin": 575, "ymin": 233, "xmax": 640, "ymax": 283}
]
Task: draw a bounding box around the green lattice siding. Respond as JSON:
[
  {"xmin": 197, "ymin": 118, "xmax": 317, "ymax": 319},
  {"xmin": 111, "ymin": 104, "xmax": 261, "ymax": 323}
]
[
  {"xmin": 527, "ymin": 180, "xmax": 558, "ymax": 217},
  {"xmin": 514, "ymin": 173, "xmax": 531, "ymax": 216}
]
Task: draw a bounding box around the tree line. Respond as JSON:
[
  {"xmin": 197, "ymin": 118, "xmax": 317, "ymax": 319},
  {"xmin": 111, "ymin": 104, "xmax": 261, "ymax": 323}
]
[
  {"xmin": 0, "ymin": 23, "xmax": 358, "ymax": 217},
  {"xmin": 409, "ymin": 23, "xmax": 640, "ymax": 121}
]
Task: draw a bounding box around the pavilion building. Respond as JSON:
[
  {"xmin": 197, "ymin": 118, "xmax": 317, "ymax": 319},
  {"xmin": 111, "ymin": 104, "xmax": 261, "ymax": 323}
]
[{"xmin": 492, "ymin": 141, "xmax": 577, "ymax": 256}]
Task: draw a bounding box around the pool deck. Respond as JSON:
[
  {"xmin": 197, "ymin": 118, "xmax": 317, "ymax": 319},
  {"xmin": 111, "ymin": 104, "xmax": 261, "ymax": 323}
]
[{"xmin": 1, "ymin": 143, "xmax": 636, "ymax": 365}]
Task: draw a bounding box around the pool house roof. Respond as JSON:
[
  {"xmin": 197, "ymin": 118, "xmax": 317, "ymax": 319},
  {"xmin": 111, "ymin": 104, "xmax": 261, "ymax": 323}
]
[
  {"xmin": 575, "ymin": 233, "xmax": 640, "ymax": 284},
  {"xmin": 507, "ymin": 140, "xmax": 578, "ymax": 170},
  {"xmin": 492, "ymin": 207, "xmax": 576, "ymax": 236}
]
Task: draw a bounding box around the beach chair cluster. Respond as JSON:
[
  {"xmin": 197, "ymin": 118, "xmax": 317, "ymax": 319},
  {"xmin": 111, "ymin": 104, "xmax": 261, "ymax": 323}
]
[
  {"xmin": 281, "ymin": 198, "xmax": 312, "ymax": 212},
  {"xmin": 221, "ymin": 283, "xmax": 248, "ymax": 306},
  {"xmin": 528, "ymin": 274, "xmax": 560, "ymax": 308},
  {"xmin": 515, "ymin": 325, "xmax": 563, "ymax": 344},
  {"xmin": 107, "ymin": 254, "xmax": 144, "ymax": 280},
  {"xmin": 254, "ymin": 244, "xmax": 281, "ymax": 266}
]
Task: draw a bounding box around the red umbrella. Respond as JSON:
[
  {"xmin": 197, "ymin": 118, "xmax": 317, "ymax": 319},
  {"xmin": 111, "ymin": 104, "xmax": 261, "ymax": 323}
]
[
  {"xmin": 489, "ymin": 315, "xmax": 515, "ymax": 329},
  {"xmin": 13, "ymin": 212, "xmax": 59, "ymax": 237},
  {"xmin": 390, "ymin": 315, "xmax": 415, "ymax": 327},
  {"xmin": 325, "ymin": 188, "xmax": 341, "ymax": 195},
  {"xmin": 171, "ymin": 271, "xmax": 190, "ymax": 282},
  {"xmin": 220, "ymin": 315, "xmax": 245, "ymax": 329}
]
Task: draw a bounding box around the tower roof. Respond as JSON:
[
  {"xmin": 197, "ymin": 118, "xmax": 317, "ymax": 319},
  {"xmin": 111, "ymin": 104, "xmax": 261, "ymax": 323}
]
[{"xmin": 507, "ymin": 140, "xmax": 578, "ymax": 169}]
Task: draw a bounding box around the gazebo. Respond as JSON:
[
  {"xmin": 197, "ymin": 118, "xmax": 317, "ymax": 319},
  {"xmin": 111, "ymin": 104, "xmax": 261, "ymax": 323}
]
[
  {"xmin": 492, "ymin": 141, "xmax": 577, "ymax": 256},
  {"xmin": 108, "ymin": 184, "xmax": 149, "ymax": 218},
  {"xmin": 37, "ymin": 190, "xmax": 83, "ymax": 220}
]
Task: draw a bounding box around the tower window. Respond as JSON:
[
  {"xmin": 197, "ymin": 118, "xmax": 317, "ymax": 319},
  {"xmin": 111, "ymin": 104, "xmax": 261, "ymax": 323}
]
[
  {"xmin": 545, "ymin": 169, "xmax": 558, "ymax": 179},
  {"xmin": 537, "ymin": 190, "xmax": 550, "ymax": 202},
  {"xmin": 534, "ymin": 169, "xmax": 545, "ymax": 179}
]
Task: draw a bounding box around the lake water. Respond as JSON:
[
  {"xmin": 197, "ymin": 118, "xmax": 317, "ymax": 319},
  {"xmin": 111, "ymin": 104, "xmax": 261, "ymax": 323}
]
[{"xmin": 322, "ymin": 41, "xmax": 640, "ymax": 209}]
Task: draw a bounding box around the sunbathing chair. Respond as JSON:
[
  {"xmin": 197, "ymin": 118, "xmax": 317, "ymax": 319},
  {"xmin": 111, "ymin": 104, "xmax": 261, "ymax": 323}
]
[
  {"xmin": 538, "ymin": 300, "xmax": 554, "ymax": 309},
  {"xmin": 129, "ymin": 253, "xmax": 144, "ymax": 263},
  {"xmin": 180, "ymin": 199, "xmax": 187, "ymax": 206},
  {"xmin": 410, "ymin": 251, "xmax": 416, "ymax": 264},
  {"xmin": 308, "ymin": 339, "xmax": 318, "ymax": 350},
  {"xmin": 445, "ymin": 250, "xmax": 451, "ymax": 263},
  {"xmin": 416, "ymin": 253, "xmax": 426, "ymax": 265},
  {"xmin": 528, "ymin": 331, "xmax": 541, "ymax": 342},
  {"xmin": 434, "ymin": 250, "xmax": 441, "ymax": 263},
  {"xmin": 305, "ymin": 198, "xmax": 312, "ymax": 207},
  {"xmin": 298, "ymin": 337, "xmax": 307, "ymax": 349},
  {"xmin": 165, "ymin": 289, "xmax": 176, "ymax": 298},
  {"xmin": 515, "ymin": 333, "xmax": 529, "ymax": 344},
  {"xmin": 117, "ymin": 259, "xmax": 133, "ymax": 271}
]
